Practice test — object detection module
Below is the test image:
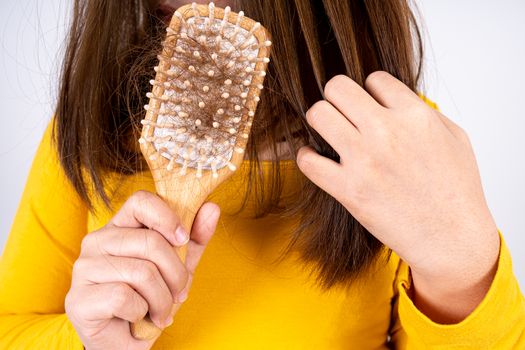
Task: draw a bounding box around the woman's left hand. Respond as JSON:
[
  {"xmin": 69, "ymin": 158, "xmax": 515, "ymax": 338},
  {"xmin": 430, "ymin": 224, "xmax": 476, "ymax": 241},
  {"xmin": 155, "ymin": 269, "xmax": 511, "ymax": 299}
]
[{"xmin": 297, "ymin": 72, "xmax": 500, "ymax": 323}]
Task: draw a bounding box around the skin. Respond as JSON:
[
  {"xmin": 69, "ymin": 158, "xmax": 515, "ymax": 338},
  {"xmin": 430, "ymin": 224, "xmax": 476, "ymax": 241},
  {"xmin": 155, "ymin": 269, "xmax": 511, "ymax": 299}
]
[
  {"xmin": 66, "ymin": 2, "xmax": 499, "ymax": 347},
  {"xmin": 297, "ymin": 72, "xmax": 500, "ymax": 324},
  {"xmin": 65, "ymin": 191, "xmax": 221, "ymax": 350}
]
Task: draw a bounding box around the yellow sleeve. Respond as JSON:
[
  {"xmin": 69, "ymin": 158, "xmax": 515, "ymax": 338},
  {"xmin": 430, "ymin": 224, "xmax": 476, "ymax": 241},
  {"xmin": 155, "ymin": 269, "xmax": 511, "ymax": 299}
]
[
  {"xmin": 0, "ymin": 120, "xmax": 85, "ymax": 349},
  {"xmin": 390, "ymin": 230, "xmax": 525, "ymax": 349}
]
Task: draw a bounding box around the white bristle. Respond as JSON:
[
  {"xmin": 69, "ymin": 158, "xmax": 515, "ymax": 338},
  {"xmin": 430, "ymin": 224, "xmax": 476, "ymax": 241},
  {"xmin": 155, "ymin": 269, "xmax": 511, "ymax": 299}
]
[
  {"xmin": 229, "ymin": 128, "xmax": 236, "ymax": 134},
  {"xmin": 248, "ymin": 111, "xmax": 255, "ymax": 117},
  {"xmin": 207, "ymin": 70, "xmax": 215, "ymax": 77},
  {"xmin": 221, "ymin": 92, "xmax": 230, "ymax": 99},
  {"xmin": 178, "ymin": 111, "xmax": 189, "ymax": 118},
  {"xmin": 196, "ymin": 162, "xmax": 203, "ymax": 178},
  {"xmin": 235, "ymin": 147, "xmax": 244, "ymax": 154},
  {"xmin": 250, "ymin": 22, "xmax": 261, "ymax": 34},
  {"xmin": 227, "ymin": 162, "xmax": 237, "ymax": 171},
  {"xmin": 234, "ymin": 105, "xmax": 241, "ymax": 111},
  {"xmin": 217, "ymin": 108, "xmax": 224, "ymax": 115},
  {"xmin": 167, "ymin": 157, "xmax": 175, "ymax": 171},
  {"xmin": 138, "ymin": 137, "xmax": 146, "ymax": 144},
  {"xmin": 199, "ymin": 101, "xmax": 205, "ymax": 108},
  {"xmin": 179, "ymin": 160, "xmax": 188, "ymax": 175},
  {"xmin": 220, "ymin": 6, "xmax": 231, "ymax": 34},
  {"xmin": 209, "ymin": 2, "xmax": 215, "ymax": 21},
  {"xmin": 211, "ymin": 53, "xmax": 218, "ymax": 60},
  {"xmin": 240, "ymin": 92, "xmax": 248, "ymax": 98},
  {"xmin": 212, "ymin": 122, "xmax": 219, "ymax": 128},
  {"xmin": 192, "ymin": 2, "xmax": 199, "ymax": 16},
  {"xmin": 203, "ymin": 85, "xmax": 210, "ymax": 92},
  {"xmin": 193, "ymin": 51, "xmax": 201, "ymax": 58},
  {"xmin": 195, "ymin": 119, "xmax": 202, "ymax": 126},
  {"xmin": 188, "ymin": 65, "xmax": 196, "ymax": 72},
  {"xmin": 211, "ymin": 161, "xmax": 219, "ymax": 178},
  {"xmin": 224, "ymin": 79, "xmax": 232, "ymax": 85}
]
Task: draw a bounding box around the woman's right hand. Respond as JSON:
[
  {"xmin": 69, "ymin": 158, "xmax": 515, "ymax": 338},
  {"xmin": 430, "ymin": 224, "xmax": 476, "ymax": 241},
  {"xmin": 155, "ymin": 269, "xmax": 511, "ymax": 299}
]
[{"xmin": 65, "ymin": 190, "xmax": 220, "ymax": 350}]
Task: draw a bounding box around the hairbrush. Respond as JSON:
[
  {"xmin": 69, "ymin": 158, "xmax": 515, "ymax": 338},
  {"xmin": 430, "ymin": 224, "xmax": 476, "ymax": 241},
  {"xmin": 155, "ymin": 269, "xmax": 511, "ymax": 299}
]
[{"xmin": 132, "ymin": 1, "xmax": 271, "ymax": 340}]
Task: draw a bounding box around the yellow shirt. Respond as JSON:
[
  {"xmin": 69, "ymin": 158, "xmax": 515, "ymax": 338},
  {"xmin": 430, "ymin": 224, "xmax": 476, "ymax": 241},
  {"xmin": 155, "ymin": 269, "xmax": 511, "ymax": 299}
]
[{"xmin": 1, "ymin": 98, "xmax": 524, "ymax": 349}]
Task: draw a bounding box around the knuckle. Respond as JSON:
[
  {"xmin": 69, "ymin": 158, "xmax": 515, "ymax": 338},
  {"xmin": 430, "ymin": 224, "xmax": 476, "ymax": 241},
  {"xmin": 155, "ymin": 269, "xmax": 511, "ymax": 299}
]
[
  {"xmin": 457, "ymin": 127, "xmax": 471, "ymax": 144},
  {"xmin": 408, "ymin": 101, "xmax": 430, "ymax": 117},
  {"xmin": 324, "ymin": 74, "xmax": 349, "ymax": 99},
  {"xmin": 110, "ymin": 283, "xmax": 133, "ymax": 310},
  {"xmin": 174, "ymin": 267, "xmax": 189, "ymax": 293},
  {"xmin": 364, "ymin": 71, "xmax": 389, "ymax": 88},
  {"xmin": 296, "ymin": 148, "xmax": 312, "ymax": 170},
  {"xmin": 134, "ymin": 260, "xmax": 158, "ymax": 284},
  {"xmin": 64, "ymin": 290, "xmax": 75, "ymax": 313},
  {"xmin": 144, "ymin": 231, "xmax": 165, "ymax": 255},
  {"xmin": 130, "ymin": 190, "xmax": 149, "ymax": 206},
  {"xmin": 80, "ymin": 233, "xmax": 94, "ymax": 252},
  {"xmin": 71, "ymin": 258, "xmax": 86, "ymax": 277},
  {"xmin": 305, "ymin": 101, "xmax": 328, "ymax": 128}
]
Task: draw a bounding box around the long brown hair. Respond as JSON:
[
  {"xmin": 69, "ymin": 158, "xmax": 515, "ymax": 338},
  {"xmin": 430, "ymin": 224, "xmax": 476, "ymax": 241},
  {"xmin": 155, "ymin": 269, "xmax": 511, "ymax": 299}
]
[{"xmin": 54, "ymin": 0, "xmax": 424, "ymax": 290}]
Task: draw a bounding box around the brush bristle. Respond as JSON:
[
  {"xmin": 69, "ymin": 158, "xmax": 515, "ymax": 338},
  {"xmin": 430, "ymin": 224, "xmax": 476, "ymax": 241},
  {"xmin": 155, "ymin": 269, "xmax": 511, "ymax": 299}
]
[{"xmin": 140, "ymin": 2, "xmax": 271, "ymax": 178}]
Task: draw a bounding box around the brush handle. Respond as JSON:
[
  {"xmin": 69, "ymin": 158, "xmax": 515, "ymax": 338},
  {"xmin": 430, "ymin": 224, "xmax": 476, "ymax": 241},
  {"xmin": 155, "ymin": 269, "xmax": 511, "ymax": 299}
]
[{"xmin": 130, "ymin": 182, "xmax": 203, "ymax": 340}]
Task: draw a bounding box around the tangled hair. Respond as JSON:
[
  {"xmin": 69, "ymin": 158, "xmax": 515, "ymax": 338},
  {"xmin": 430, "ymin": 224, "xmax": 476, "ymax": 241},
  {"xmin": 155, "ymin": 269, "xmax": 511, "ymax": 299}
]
[{"xmin": 54, "ymin": 0, "xmax": 424, "ymax": 290}]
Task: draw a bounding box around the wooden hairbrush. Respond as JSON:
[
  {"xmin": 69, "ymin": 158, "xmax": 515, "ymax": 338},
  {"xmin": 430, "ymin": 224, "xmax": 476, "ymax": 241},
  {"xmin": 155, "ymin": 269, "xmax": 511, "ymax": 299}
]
[{"xmin": 133, "ymin": 1, "xmax": 271, "ymax": 340}]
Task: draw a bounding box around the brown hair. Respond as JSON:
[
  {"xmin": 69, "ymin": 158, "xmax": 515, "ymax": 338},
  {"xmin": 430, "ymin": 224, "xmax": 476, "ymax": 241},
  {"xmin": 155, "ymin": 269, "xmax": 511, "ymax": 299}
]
[{"xmin": 54, "ymin": 0, "xmax": 424, "ymax": 290}]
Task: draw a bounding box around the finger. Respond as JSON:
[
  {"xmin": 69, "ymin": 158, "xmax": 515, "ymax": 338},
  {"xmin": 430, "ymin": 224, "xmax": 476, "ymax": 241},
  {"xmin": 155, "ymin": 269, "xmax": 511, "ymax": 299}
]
[
  {"xmin": 109, "ymin": 190, "xmax": 189, "ymax": 246},
  {"xmin": 323, "ymin": 75, "xmax": 384, "ymax": 129},
  {"xmin": 81, "ymin": 227, "xmax": 188, "ymax": 300},
  {"xmin": 176, "ymin": 202, "xmax": 220, "ymax": 304},
  {"xmin": 71, "ymin": 282, "xmax": 149, "ymax": 324},
  {"xmin": 305, "ymin": 101, "xmax": 359, "ymax": 158},
  {"xmin": 364, "ymin": 71, "xmax": 421, "ymax": 110},
  {"xmin": 296, "ymin": 146, "xmax": 344, "ymax": 201},
  {"xmin": 185, "ymin": 202, "xmax": 220, "ymax": 275},
  {"xmin": 73, "ymin": 255, "xmax": 174, "ymax": 328}
]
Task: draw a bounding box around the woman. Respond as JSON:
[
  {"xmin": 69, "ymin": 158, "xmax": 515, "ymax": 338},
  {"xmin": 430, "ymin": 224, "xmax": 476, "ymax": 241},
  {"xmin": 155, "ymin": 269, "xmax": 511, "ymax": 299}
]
[{"xmin": 0, "ymin": 0, "xmax": 523, "ymax": 349}]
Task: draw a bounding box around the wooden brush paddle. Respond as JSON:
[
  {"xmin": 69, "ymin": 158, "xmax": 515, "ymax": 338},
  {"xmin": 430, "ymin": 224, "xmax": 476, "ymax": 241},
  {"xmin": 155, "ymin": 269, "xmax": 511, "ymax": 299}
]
[{"xmin": 133, "ymin": 1, "xmax": 271, "ymax": 340}]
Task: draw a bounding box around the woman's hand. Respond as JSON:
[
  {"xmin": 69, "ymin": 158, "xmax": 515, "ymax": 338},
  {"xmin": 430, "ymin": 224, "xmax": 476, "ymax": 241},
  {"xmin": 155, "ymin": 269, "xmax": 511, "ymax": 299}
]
[
  {"xmin": 65, "ymin": 190, "xmax": 220, "ymax": 350},
  {"xmin": 297, "ymin": 72, "xmax": 500, "ymax": 323}
]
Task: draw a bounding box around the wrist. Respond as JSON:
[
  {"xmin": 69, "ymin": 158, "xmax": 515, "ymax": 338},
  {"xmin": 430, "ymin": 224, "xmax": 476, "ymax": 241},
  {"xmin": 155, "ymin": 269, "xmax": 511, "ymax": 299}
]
[{"xmin": 408, "ymin": 227, "xmax": 500, "ymax": 323}]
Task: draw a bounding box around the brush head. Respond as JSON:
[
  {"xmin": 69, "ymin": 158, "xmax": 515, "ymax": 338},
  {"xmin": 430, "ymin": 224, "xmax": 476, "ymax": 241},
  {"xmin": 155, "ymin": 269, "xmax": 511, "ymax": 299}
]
[{"xmin": 139, "ymin": 2, "xmax": 271, "ymax": 180}]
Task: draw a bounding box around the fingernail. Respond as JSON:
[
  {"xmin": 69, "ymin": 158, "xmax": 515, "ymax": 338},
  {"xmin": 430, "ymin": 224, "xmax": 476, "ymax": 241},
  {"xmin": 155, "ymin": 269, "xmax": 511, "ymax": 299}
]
[
  {"xmin": 174, "ymin": 226, "xmax": 189, "ymax": 245},
  {"xmin": 163, "ymin": 317, "xmax": 174, "ymax": 328},
  {"xmin": 177, "ymin": 289, "xmax": 188, "ymax": 303}
]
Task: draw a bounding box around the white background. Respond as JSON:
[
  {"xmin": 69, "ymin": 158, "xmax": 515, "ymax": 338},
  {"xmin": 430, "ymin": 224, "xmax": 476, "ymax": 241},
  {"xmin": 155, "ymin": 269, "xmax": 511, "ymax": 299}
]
[{"xmin": 1, "ymin": 1, "xmax": 524, "ymax": 287}]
